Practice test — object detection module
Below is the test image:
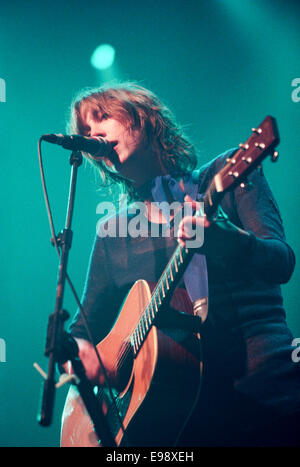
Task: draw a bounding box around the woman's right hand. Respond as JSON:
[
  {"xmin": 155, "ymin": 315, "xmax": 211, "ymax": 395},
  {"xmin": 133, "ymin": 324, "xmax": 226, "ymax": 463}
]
[{"xmin": 65, "ymin": 338, "xmax": 103, "ymax": 385}]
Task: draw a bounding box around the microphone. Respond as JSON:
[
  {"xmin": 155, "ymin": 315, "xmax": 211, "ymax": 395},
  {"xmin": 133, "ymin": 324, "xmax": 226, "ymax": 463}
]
[{"xmin": 42, "ymin": 134, "xmax": 113, "ymax": 157}]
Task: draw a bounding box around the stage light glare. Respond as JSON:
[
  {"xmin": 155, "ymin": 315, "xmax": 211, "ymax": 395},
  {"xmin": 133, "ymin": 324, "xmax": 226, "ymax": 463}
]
[{"xmin": 90, "ymin": 44, "xmax": 116, "ymax": 70}]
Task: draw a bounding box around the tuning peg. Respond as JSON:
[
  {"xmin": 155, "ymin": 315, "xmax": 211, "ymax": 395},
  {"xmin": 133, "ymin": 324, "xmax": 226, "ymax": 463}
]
[
  {"xmin": 239, "ymin": 143, "xmax": 249, "ymax": 151},
  {"xmin": 271, "ymin": 150, "xmax": 279, "ymax": 162},
  {"xmin": 255, "ymin": 142, "xmax": 266, "ymax": 150},
  {"xmin": 242, "ymin": 156, "xmax": 253, "ymax": 164},
  {"xmin": 252, "ymin": 127, "xmax": 262, "ymax": 134},
  {"xmin": 226, "ymin": 157, "xmax": 237, "ymax": 164}
]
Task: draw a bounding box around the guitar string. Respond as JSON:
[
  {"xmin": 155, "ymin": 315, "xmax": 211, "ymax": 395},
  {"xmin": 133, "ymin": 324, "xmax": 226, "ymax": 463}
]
[
  {"xmin": 100, "ymin": 180, "xmax": 211, "ymax": 412},
  {"xmin": 110, "ymin": 184, "xmax": 216, "ymax": 376},
  {"xmin": 110, "ymin": 192, "xmax": 205, "ymax": 368},
  {"xmin": 114, "ymin": 243, "xmax": 189, "ymax": 370}
]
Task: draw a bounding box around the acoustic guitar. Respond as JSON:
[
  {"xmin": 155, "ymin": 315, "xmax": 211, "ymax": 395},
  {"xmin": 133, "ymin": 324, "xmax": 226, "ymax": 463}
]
[{"xmin": 60, "ymin": 116, "xmax": 279, "ymax": 447}]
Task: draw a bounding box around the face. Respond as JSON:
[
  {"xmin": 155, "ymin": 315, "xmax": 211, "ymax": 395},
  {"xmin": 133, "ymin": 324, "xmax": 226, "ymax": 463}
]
[{"xmin": 81, "ymin": 109, "xmax": 145, "ymax": 175}]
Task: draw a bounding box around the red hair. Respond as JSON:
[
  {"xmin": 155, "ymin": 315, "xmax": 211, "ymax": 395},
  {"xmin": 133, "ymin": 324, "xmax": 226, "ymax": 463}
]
[{"xmin": 68, "ymin": 82, "xmax": 197, "ymax": 197}]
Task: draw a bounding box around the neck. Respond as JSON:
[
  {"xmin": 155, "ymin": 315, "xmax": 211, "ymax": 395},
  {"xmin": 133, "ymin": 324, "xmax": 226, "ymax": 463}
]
[{"xmin": 119, "ymin": 145, "xmax": 166, "ymax": 195}]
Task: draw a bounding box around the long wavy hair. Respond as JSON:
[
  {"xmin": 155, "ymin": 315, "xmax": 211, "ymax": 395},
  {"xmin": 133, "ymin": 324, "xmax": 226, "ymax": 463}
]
[{"xmin": 68, "ymin": 82, "xmax": 198, "ymax": 199}]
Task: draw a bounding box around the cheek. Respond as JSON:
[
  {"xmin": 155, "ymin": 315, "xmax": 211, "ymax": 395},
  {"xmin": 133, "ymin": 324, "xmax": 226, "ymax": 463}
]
[{"xmin": 126, "ymin": 129, "xmax": 144, "ymax": 151}]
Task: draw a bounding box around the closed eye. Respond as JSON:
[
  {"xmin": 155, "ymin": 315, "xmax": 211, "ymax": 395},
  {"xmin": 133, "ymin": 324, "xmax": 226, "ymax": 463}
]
[{"xmin": 96, "ymin": 111, "xmax": 111, "ymax": 122}]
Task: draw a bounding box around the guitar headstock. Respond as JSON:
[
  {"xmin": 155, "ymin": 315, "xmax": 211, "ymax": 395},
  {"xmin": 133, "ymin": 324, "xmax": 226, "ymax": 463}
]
[{"xmin": 214, "ymin": 116, "xmax": 280, "ymax": 194}]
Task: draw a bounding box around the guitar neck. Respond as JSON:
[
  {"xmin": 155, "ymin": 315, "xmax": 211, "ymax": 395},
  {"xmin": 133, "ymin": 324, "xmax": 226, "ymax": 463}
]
[
  {"xmin": 131, "ymin": 189, "xmax": 214, "ymax": 356},
  {"xmin": 153, "ymin": 183, "xmax": 218, "ymax": 297}
]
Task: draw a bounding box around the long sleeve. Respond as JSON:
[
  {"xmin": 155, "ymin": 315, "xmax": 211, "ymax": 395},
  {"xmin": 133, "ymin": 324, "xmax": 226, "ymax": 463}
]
[
  {"xmin": 200, "ymin": 148, "xmax": 296, "ymax": 285},
  {"xmin": 69, "ymin": 235, "xmax": 117, "ymax": 343},
  {"xmin": 225, "ymin": 166, "xmax": 295, "ymax": 284}
]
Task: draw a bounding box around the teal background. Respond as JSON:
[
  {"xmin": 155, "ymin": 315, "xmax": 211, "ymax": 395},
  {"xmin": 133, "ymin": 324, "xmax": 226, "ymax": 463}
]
[{"xmin": 0, "ymin": 0, "xmax": 299, "ymax": 447}]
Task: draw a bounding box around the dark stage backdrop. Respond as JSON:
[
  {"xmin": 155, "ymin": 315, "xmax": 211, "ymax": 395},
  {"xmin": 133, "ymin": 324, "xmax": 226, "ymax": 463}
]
[{"xmin": 0, "ymin": 0, "xmax": 299, "ymax": 447}]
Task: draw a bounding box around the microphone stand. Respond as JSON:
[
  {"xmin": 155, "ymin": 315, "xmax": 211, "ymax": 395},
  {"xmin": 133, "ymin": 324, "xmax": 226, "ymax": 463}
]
[{"xmin": 37, "ymin": 150, "xmax": 116, "ymax": 447}]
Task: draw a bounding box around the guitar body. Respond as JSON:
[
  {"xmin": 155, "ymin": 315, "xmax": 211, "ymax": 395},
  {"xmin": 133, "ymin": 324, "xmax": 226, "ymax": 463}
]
[{"xmin": 61, "ymin": 280, "xmax": 202, "ymax": 447}]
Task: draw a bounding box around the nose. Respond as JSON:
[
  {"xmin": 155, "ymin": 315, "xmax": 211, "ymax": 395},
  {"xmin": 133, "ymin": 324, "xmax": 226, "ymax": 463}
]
[
  {"xmin": 87, "ymin": 119, "xmax": 106, "ymax": 138},
  {"xmin": 90, "ymin": 124, "xmax": 106, "ymax": 138}
]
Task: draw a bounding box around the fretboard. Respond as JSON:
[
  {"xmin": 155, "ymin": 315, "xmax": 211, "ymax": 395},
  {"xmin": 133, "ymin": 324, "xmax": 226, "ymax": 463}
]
[{"xmin": 130, "ymin": 242, "xmax": 193, "ymax": 355}]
